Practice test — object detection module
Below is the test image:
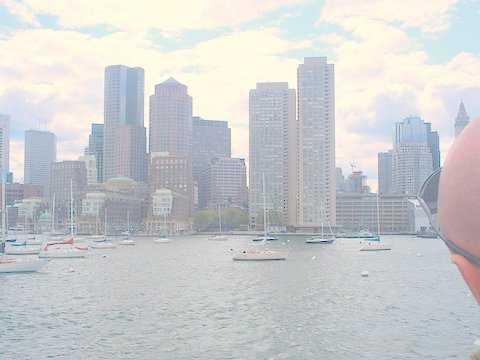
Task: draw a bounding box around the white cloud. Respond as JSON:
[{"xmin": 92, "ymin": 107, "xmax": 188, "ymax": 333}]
[
  {"xmin": 9, "ymin": 0, "xmax": 305, "ymax": 33},
  {"xmin": 318, "ymin": 3, "xmax": 480, "ymax": 183},
  {"xmin": 319, "ymin": 0, "xmax": 459, "ymax": 33},
  {"xmin": 0, "ymin": 26, "xmax": 308, "ymax": 179}
]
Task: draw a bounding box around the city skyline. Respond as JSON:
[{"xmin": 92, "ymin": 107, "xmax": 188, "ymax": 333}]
[{"xmin": 1, "ymin": 1, "xmax": 479, "ymax": 188}]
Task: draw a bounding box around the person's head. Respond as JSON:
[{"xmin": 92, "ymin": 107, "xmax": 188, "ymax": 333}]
[{"xmin": 423, "ymin": 118, "xmax": 480, "ymax": 303}]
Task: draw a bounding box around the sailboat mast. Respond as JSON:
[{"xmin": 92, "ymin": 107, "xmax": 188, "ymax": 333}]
[
  {"xmin": 376, "ymin": 193, "xmax": 381, "ymax": 236},
  {"xmin": 262, "ymin": 173, "xmax": 267, "ymax": 239},
  {"xmin": 218, "ymin": 205, "xmax": 222, "ymax": 233},
  {"xmin": 1, "ymin": 175, "xmax": 5, "ymax": 246},
  {"xmin": 51, "ymin": 193, "xmax": 55, "ymax": 233},
  {"xmin": 70, "ymin": 179, "xmax": 74, "ymax": 236}
]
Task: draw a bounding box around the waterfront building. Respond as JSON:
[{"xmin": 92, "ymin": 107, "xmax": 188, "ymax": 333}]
[
  {"xmin": 50, "ymin": 160, "xmax": 87, "ymax": 229},
  {"xmin": 392, "ymin": 116, "xmax": 433, "ymax": 196},
  {"xmin": 24, "ymin": 129, "xmax": 56, "ymax": 196},
  {"xmin": 149, "ymin": 78, "xmax": 193, "ymax": 156},
  {"xmin": 77, "ymin": 177, "xmax": 146, "ymax": 235},
  {"xmin": 103, "ymin": 65, "xmax": 146, "ymax": 182},
  {"xmin": 79, "ymin": 154, "xmax": 98, "ymax": 186},
  {"xmin": 86, "ymin": 123, "xmax": 104, "ymax": 182},
  {"xmin": 345, "ymin": 171, "xmax": 370, "ymax": 193},
  {"xmin": 336, "ymin": 192, "xmax": 415, "ymax": 234},
  {"xmin": 249, "ymin": 82, "xmax": 296, "ymax": 230},
  {"xmin": 146, "ymin": 152, "xmax": 192, "ymax": 233},
  {"xmin": 0, "ymin": 114, "xmax": 9, "ymax": 178},
  {"xmin": 378, "ymin": 150, "xmax": 393, "ymax": 195},
  {"xmin": 297, "ymin": 57, "xmax": 336, "ymax": 227},
  {"xmin": 201, "ymin": 157, "xmax": 247, "ymax": 210},
  {"xmin": 192, "ymin": 116, "xmax": 231, "ymax": 208}
]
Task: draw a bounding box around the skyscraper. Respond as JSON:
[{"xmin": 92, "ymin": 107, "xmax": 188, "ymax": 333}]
[
  {"xmin": 249, "ymin": 82, "xmax": 296, "ymax": 228},
  {"xmin": 24, "ymin": 130, "xmax": 56, "ymax": 195},
  {"xmin": 297, "ymin": 57, "xmax": 336, "ymax": 226},
  {"xmin": 454, "ymin": 101, "xmax": 470, "ymax": 137},
  {"xmin": 378, "ymin": 150, "xmax": 393, "ymax": 195},
  {"xmin": 103, "ymin": 65, "xmax": 146, "ymax": 182},
  {"xmin": 192, "ymin": 116, "xmax": 231, "ymax": 180},
  {"xmin": 149, "ymin": 78, "xmax": 193, "ymax": 156},
  {"xmin": 0, "ymin": 114, "xmax": 10, "ymax": 178},
  {"xmin": 426, "ymin": 122, "xmax": 440, "ymax": 170},
  {"xmin": 87, "ymin": 123, "xmax": 104, "ymax": 182},
  {"xmin": 202, "ymin": 157, "xmax": 247, "ymax": 210},
  {"xmin": 392, "ymin": 116, "xmax": 433, "ymax": 195}
]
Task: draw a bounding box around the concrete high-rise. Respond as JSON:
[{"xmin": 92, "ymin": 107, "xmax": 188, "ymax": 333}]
[
  {"xmin": 378, "ymin": 150, "xmax": 393, "ymax": 195},
  {"xmin": 455, "ymin": 101, "xmax": 470, "ymax": 137},
  {"xmin": 24, "ymin": 130, "xmax": 56, "ymax": 195},
  {"xmin": 87, "ymin": 123, "xmax": 104, "ymax": 182},
  {"xmin": 149, "ymin": 78, "xmax": 193, "ymax": 156},
  {"xmin": 297, "ymin": 57, "xmax": 336, "ymax": 227},
  {"xmin": 0, "ymin": 115, "xmax": 10, "ymax": 178},
  {"xmin": 103, "ymin": 65, "xmax": 146, "ymax": 182},
  {"xmin": 202, "ymin": 157, "xmax": 247, "ymax": 210},
  {"xmin": 426, "ymin": 122, "xmax": 440, "ymax": 170},
  {"xmin": 249, "ymin": 82, "xmax": 296, "ymax": 229},
  {"xmin": 192, "ymin": 116, "xmax": 231, "ymax": 180},
  {"xmin": 392, "ymin": 116, "xmax": 433, "ymax": 196}
]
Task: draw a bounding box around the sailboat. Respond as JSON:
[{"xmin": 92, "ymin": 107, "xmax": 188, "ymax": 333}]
[
  {"xmin": 360, "ymin": 193, "xmax": 391, "ymax": 251},
  {"xmin": 0, "ymin": 176, "xmax": 47, "ymax": 273},
  {"xmin": 119, "ymin": 210, "xmax": 135, "ymax": 246},
  {"xmin": 39, "ymin": 180, "xmax": 88, "ymax": 258},
  {"xmin": 209, "ymin": 205, "xmax": 228, "ymax": 241},
  {"xmin": 90, "ymin": 208, "xmax": 116, "ymax": 249},
  {"xmin": 233, "ymin": 174, "xmax": 286, "ymax": 261},
  {"xmin": 306, "ymin": 202, "xmax": 335, "ymax": 244},
  {"xmin": 252, "ymin": 174, "xmax": 278, "ymax": 242}
]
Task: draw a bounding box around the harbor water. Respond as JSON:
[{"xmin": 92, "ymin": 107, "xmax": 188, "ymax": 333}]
[{"xmin": 0, "ymin": 235, "xmax": 478, "ymax": 359}]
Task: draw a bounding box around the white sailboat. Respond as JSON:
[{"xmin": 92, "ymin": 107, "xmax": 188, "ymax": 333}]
[
  {"xmin": 306, "ymin": 202, "xmax": 335, "ymax": 244},
  {"xmin": 233, "ymin": 174, "xmax": 286, "ymax": 261},
  {"xmin": 39, "ymin": 180, "xmax": 88, "ymax": 258},
  {"xmin": 252, "ymin": 174, "xmax": 279, "ymax": 242},
  {"xmin": 360, "ymin": 193, "xmax": 391, "ymax": 251},
  {"xmin": 0, "ymin": 177, "xmax": 47, "ymax": 273},
  {"xmin": 209, "ymin": 205, "xmax": 228, "ymax": 241},
  {"xmin": 119, "ymin": 210, "xmax": 136, "ymax": 246},
  {"xmin": 90, "ymin": 209, "xmax": 116, "ymax": 249}
]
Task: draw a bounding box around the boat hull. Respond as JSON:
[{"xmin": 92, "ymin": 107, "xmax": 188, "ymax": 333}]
[
  {"xmin": 90, "ymin": 242, "xmax": 116, "ymax": 249},
  {"xmin": 305, "ymin": 238, "xmax": 335, "ymax": 244},
  {"xmin": 233, "ymin": 250, "xmax": 286, "ymax": 261},
  {"xmin": 360, "ymin": 244, "xmax": 391, "ymax": 251},
  {"xmin": 118, "ymin": 240, "xmax": 135, "ymax": 246},
  {"xmin": 39, "ymin": 249, "xmax": 87, "ymax": 258},
  {"xmin": 5, "ymin": 247, "xmax": 41, "ymax": 255},
  {"xmin": 0, "ymin": 258, "xmax": 47, "ymax": 273},
  {"xmin": 153, "ymin": 239, "xmax": 172, "ymax": 243}
]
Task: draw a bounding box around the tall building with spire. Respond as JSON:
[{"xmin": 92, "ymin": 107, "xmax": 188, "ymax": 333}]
[{"xmin": 455, "ymin": 101, "xmax": 470, "ymax": 137}]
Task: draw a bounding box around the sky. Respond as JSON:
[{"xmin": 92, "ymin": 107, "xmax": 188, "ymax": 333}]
[{"xmin": 1, "ymin": 0, "xmax": 479, "ymax": 187}]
